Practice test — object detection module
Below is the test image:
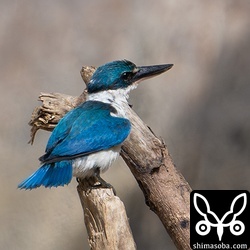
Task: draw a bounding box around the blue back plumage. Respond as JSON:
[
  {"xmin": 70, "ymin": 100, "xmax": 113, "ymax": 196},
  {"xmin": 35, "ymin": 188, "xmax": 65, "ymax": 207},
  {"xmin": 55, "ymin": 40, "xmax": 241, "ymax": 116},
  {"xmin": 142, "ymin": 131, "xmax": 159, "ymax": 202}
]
[{"xmin": 40, "ymin": 101, "xmax": 131, "ymax": 163}]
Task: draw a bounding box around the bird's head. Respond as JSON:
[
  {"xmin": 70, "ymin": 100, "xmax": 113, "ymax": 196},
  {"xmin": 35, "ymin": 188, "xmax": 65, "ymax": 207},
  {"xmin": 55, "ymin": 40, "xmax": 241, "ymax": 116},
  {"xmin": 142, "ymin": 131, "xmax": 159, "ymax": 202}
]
[{"xmin": 87, "ymin": 60, "xmax": 173, "ymax": 97}]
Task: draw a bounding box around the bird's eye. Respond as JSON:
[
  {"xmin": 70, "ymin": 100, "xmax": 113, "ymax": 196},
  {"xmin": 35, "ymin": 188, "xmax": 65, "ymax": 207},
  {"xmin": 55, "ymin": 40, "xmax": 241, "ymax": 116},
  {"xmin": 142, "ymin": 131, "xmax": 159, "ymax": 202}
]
[{"xmin": 121, "ymin": 72, "xmax": 134, "ymax": 81}]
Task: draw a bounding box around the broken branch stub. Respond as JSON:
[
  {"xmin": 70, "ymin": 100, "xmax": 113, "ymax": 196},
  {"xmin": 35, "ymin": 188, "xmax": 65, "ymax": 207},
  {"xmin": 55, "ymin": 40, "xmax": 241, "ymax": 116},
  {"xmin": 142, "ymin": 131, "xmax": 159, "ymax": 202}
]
[{"xmin": 29, "ymin": 65, "xmax": 96, "ymax": 144}]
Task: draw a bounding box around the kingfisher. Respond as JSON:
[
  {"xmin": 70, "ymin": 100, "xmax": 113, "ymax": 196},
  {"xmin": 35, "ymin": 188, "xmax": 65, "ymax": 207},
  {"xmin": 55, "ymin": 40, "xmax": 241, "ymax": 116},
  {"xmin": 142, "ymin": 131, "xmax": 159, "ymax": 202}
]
[{"xmin": 18, "ymin": 60, "xmax": 173, "ymax": 190}]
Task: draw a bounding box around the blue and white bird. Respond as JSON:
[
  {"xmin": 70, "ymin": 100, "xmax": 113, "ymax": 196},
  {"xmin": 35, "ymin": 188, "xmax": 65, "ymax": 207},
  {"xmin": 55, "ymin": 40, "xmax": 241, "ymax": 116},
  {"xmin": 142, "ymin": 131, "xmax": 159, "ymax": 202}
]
[{"xmin": 18, "ymin": 60, "xmax": 173, "ymax": 189}]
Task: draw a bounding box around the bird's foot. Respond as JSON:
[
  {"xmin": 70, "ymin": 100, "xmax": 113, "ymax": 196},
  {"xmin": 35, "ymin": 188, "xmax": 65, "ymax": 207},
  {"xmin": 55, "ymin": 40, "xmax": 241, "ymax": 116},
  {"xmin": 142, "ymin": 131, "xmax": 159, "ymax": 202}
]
[
  {"xmin": 77, "ymin": 168, "xmax": 117, "ymax": 195},
  {"xmin": 89, "ymin": 175, "xmax": 116, "ymax": 195}
]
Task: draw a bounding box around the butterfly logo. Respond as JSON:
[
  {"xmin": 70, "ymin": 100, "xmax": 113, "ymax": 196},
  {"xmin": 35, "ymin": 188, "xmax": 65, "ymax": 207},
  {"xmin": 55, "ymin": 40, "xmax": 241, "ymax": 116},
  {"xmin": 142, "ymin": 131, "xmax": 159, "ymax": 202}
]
[{"xmin": 193, "ymin": 193, "xmax": 247, "ymax": 241}]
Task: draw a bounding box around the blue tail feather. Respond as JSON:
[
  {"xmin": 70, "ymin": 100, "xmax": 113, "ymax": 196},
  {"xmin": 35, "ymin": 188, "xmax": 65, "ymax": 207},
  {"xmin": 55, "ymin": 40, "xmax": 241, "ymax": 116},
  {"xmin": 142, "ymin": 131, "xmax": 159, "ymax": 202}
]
[{"xmin": 18, "ymin": 161, "xmax": 73, "ymax": 190}]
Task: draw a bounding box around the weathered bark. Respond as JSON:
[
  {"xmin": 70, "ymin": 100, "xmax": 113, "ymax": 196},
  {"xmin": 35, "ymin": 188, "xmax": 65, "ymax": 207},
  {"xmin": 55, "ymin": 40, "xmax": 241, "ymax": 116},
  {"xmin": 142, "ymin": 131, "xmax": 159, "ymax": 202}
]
[
  {"xmin": 121, "ymin": 106, "xmax": 191, "ymax": 249},
  {"xmin": 77, "ymin": 179, "xmax": 136, "ymax": 250},
  {"xmin": 28, "ymin": 65, "xmax": 192, "ymax": 250}
]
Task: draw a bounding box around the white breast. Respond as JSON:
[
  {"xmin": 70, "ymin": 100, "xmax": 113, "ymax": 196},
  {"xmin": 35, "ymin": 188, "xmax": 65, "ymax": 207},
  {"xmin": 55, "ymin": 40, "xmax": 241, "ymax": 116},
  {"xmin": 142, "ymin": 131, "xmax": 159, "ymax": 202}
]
[
  {"xmin": 72, "ymin": 145, "xmax": 121, "ymax": 178},
  {"xmin": 87, "ymin": 88, "xmax": 136, "ymax": 118}
]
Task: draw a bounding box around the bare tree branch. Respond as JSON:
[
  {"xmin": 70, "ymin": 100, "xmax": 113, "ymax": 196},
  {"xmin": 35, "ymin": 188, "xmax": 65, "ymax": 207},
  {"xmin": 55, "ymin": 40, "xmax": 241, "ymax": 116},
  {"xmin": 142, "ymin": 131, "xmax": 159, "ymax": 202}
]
[{"xmin": 77, "ymin": 179, "xmax": 136, "ymax": 250}]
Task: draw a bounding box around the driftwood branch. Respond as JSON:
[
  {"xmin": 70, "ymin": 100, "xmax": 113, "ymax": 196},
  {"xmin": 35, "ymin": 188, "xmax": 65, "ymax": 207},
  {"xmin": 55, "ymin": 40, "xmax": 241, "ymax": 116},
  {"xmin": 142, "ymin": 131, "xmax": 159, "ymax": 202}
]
[
  {"xmin": 28, "ymin": 65, "xmax": 192, "ymax": 249},
  {"xmin": 77, "ymin": 180, "xmax": 136, "ymax": 249},
  {"xmin": 121, "ymin": 106, "xmax": 191, "ymax": 249}
]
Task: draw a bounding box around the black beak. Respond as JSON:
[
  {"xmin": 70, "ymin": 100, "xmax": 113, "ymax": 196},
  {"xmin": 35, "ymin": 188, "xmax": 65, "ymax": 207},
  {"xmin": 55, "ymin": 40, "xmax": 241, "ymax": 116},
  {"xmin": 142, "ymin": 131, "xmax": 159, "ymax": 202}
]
[{"xmin": 132, "ymin": 63, "xmax": 173, "ymax": 83}]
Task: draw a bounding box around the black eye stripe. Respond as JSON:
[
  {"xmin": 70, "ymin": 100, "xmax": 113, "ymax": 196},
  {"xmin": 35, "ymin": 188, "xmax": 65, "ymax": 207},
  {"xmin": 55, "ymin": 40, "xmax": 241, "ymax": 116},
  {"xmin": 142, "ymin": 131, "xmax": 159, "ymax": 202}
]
[{"xmin": 121, "ymin": 72, "xmax": 135, "ymax": 81}]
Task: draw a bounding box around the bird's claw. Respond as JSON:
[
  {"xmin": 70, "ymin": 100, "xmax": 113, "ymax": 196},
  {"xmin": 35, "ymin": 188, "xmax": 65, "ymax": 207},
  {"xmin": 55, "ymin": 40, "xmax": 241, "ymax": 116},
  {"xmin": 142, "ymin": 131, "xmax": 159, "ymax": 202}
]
[
  {"xmin": 78, "ymin": 175, "xmax": 116, "ymax": 195},
  {"xmin": 90, "ymin": 175, "xmax": 117, "ymax": 195}
]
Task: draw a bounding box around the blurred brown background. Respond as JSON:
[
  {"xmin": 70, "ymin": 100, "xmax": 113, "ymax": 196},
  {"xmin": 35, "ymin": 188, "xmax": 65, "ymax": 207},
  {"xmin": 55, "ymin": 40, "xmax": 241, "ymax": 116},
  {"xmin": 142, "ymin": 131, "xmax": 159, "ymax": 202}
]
[{"xmin": 1, "ymin": 0, "xmax": 250, "ymax": 249}]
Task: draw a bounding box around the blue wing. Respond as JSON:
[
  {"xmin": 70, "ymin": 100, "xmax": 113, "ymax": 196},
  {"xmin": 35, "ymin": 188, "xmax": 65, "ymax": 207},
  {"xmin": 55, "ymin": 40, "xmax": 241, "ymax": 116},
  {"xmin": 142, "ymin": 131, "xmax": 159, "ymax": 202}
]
[{"xmin": 39, "ymin": 101, "xmax": 131, "ymax": 163}]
